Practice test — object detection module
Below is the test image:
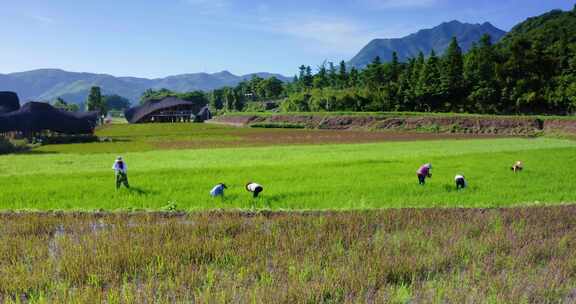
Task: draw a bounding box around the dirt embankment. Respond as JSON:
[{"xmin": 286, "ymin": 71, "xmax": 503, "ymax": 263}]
[
  {"xmin": 543, "ymin": 119, "xmax": 576, "ymax": 137},
  {"xmin": 211, "ymin": 114, "xmax": 576, "ymax": 136}
]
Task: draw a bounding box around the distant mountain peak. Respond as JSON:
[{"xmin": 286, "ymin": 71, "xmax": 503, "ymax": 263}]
[
  {"xmin": 0, "ymin": 69, "xmax": 291, "ymax": 105},
  {"xmin": 442, "ymin": 20, "xmax": 463, "ymax": 25},
  {"xmin": 349, "ymin": 20, "xmax": 506, "ymax": 68},
  {"xmin": 215, "ymin": 70, "xmax": 235, "ymax": 76}
]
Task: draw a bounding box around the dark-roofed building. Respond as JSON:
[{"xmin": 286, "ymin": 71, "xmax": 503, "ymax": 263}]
[
  {"xmin": 0, "ymin": 91, "xmax": 20, "ymax": 114},
  {"xmin": 124, "ymin": 97, "xmax": 210, "ymax": 124},
  {"xmin": 0, "ymin": 102, "xmax": 98, "ymax": 135}
]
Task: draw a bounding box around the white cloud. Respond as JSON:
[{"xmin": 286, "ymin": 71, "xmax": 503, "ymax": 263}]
[
  {"xmin": 267, "ymin": 16, "xmax": 418, "ymax": 55},
  {"xmin": 177, "ymin": 2, "xmax": 425, "ymax": 56},
  {"xmin": 362, "ymin": 0, "xmax": 439, "ymax": 9},
  {"xmin": 279, "ymin": 19, "xmax": 364, "ymax": 51}
]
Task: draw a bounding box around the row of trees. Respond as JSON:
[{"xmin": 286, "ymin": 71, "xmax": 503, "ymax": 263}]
[
  {"xmin": 208, "ymin": 76, "xmax": 285, "ymax": 112},
  {"xmin": 61, "ymin": 33, "xmax": 576, "ymax": 116},
  {"xmin": 140, "ymin": 88, "xmax": 209, "ymax": 106},
  {"xmin": 282, "ymin": 33, "xmax": 576, "ymax": 114},
  {"xmin": 53, "ymin": 98, "xmax": 80, "ymax": 112}
]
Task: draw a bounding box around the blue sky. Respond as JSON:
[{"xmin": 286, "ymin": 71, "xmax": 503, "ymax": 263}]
[{"xmin": 0, "ymin": 0, "xmax": 572, "ymax": 78}]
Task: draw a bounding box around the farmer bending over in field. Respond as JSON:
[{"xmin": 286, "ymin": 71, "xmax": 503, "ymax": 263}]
[
  {"xmin": 210, "ymin": 183, "xmax": 227, "ymax": 198},
  {"xmin": 112, "ymin": 156, "xmax": 129, "ymax": 189},
  {"xmin": 417, "ymin": 163, "xmax": 432, "ymax": 185},
  {"xmin": 511, "ymin": 161, "xmax": 523, "ymax": 173},
  {"xmin": 455, "ymin": 174, "xmax": 467, "ymax": 190},
  {"xmin": 246, "ymin": 182, "xmax": 263, "ymax": 198}
]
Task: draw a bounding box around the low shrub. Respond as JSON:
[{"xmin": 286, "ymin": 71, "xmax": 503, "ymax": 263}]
[
  {"xmin": 242, "ymin": 102, "xmax": 267, "ymax": 112},
  {"xmin": 449, "ymin": 124, "xmax": 464, "ymax": 133},
  {"xmin": 0, "ymin": 136, "xmax": 26, "ymax": 154},
  {"xmin": 416, "ymin": 123, "xmax": 441, "ymax": 133}
]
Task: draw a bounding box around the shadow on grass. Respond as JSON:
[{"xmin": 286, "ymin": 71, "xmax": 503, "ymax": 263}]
[
  {"xmin": 208, "ymin": 194, "xmax": 241, "ymax": 205},
  {"xmin": 118, "ymin": 187, "xmax": 159, "ymax": 196},
  {"xmin": 253, "ymin": 192, "xmax": 312, "ymax": 209}
]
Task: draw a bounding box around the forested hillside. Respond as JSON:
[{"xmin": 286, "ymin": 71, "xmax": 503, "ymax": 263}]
[{"xmin": 210, "ymin": 7, "xmax": 576, "ymax": 115}]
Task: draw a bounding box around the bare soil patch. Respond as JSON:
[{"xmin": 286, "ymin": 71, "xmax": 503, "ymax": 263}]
[
  {"xmin": 153, "ymin": 129, "xmax": 507, "ymax": 150},
  {"xmin": 213, "ymin": 114, "xmax": 554, "ymax": 136}
]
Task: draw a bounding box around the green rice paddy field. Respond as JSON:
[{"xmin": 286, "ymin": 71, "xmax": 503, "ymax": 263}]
[{"xmin": 1, "ymin": 123, "xmax": 575, "ymax": 210}]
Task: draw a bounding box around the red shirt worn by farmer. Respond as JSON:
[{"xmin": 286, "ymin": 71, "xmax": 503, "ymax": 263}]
[{"xmin": 416, "ymin": 163, "xmax": 432, "ymax": 185}]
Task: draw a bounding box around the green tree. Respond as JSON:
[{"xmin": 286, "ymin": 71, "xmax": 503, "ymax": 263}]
[
  {"xmin": 53, "ymin": 97, "xmax": 80, "ymax": 112},
  {"xmin": 139, "ymin": 88, "xmax": 176, "ymax": 104},
  {"xmin": 390, "ymin": 52, "xmax": 401, "ymax": 82},
  {"xmin": 86, "ymin": 86, "xmax": 107, "ymax": 115},
  {"xmin": 417, "ymin": 50, "xmax": 442, "ymax": 111},
  {"xmin": 304, "ymin": 66, "xmax": 313, "ymax": 88},
  {"xmin": 53, "ymin": 97, "xmax": 68, "ymax": 110},
  {"xmin": 363, "ymin": 56, "xmax": 385, "ymax": 88},
  {"xmin": 248, "ymin": 76, "xmax": 264, "ymax": 100},
  {"xmin": 222, "ymin": 87, "xmax": 244, "ymax": 111},
  {"xmin": 348, "ymin": 67, "xmax": 360, "ymax": 87},
  {"xmin": 338, "ymin": 61, "xmax": 348, "ymax": 88},
  {"xmin": 298, "ymin": 65, "xmax": 306, "ymax": 85},
  {"xmin": 313, "ymin": 63, "xmax": 329, "ymax": 89},
  {"xmin": 210, "ymin": 89, "xmax": 225, "ymax": 110},
  {"xmin": 260, "ymin": 77, "xmax": 284, "ymax": 98},
  {"xmin": 104, "ymin": 94, "xmax": 131, "ymax": 111},
  {"xmin": 464, "ymin": 35, "xmax": 500, "ymax": 112},
  {"xmin": 440, "ymin": 37, "xmax": 465, "ymax": 110},
  {"xmin": 328, "ymin": 62, "xmax": 337, "ymax": 87}
]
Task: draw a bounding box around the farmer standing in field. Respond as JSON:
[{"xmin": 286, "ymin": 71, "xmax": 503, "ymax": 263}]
[
  {"xmin": 112, "ymin": 156, "xmax": 130, "ymax": 189},
  {"xmin": 246, "ymin": 182, "xmax": 264, "ymax": 198},
  {"xmin": 210, "ymin": 183, "xmax": 227, "ymax": 198},
  {"xmin": 417, "ymin": 163, "xmax": 432, "ymax": 185}
]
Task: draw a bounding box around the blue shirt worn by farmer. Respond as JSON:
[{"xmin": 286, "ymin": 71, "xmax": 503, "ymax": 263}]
[{"xmin": 210, "ymin": 184, "xmax": 226, "ymax": 197}]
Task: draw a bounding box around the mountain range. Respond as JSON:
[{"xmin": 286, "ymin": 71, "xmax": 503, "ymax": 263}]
[
  {"xmin": 0, "ymin": 69, "xmax": 291, "ymax": 105},
  {"xmin": 0, "ymin": 20, "xmax": 508, "ymax": 105},
  {"xmin": 348, "ymin": 20, "xmax": 507, "ymax": 68}
]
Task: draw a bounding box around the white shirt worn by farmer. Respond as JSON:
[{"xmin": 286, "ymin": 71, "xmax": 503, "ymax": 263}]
[
  {"xmin": 246, "ymin": 183, "xmax": 262, "ymax": 192},
  {"xmin": 112, "ymin": 161, "xmax": 127, "ymax": 174}
]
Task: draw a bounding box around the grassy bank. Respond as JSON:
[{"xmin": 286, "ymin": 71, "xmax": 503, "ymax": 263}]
[
  {"xmin": 1, "ymin": 137, "xmax": 575, "ymax": 210},
  {"xmin": 1, "ymin": 208, "xmax": 576, "ymax": 303},
  {"xmin": 221, "ymin": 111, "xmax": 576, "ymax": 120}
]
